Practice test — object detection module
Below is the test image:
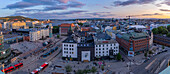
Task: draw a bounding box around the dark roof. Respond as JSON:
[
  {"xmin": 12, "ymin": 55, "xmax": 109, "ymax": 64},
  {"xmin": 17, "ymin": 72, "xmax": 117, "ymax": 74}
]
[
  {"xmin": 96, "ymin": 32, "xmax": 111, "ymax": 40},
  {"xmin": 62, "ymin": 36, "xmax": 77, "ymax": 43}
]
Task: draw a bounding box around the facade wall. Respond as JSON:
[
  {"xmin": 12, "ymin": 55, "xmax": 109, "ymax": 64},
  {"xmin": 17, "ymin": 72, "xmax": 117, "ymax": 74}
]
[
  {"xmin": 153, "ymin": 35, "xmax": 170, "ymax": 47},
  {"xmin": 62, "ymin": 43, "xmax": 77, "ymax": 58},
  {"xmin": 95, "ymin": 43, "xmax": 119, "ymax": 57}
]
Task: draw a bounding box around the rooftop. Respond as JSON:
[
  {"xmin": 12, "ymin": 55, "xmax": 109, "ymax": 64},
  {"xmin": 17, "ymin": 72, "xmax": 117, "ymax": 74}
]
[
  {"xmin": 62, "ymin": 36, "xmax": 77, "ymax": 43},
  {"xmin": 94, "ymin": 39, "xmax": 117, "ymax": 45}
]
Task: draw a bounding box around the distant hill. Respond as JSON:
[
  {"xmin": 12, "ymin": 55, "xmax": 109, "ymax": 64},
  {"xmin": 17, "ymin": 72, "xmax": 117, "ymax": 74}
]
[{"xmin": 0, "ymin": 16, "xmax": 39, "ymax": 22}]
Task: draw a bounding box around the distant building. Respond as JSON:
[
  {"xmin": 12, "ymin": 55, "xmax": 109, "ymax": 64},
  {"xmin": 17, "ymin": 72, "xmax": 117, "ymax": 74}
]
[
  {"xmin": 153, "ymin": 35, "xmax": 170, "ymax": 47},
  {"xmin": 116, "ymin": 32, "xmax": 150, "ymax": 56},
  {"xmin": 29, "ymin": 28, "xmax": 49, "ymax": 41},
  {"xmin": 12, "ymin": 21, "xmax": 28, "ymax": 29},
  {"xmin": 12, "ymin": 28, "xmax": 49, "ymax": 41},
  {"xmin": 59, "ymin": 23, "xmax": 75, "ymax": 36}
]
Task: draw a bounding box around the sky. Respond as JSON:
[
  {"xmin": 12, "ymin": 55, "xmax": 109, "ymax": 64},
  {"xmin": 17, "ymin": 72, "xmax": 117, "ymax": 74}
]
[{"xmin": 0, "ymin": 0, "xmax": 170, "ymax": 19}]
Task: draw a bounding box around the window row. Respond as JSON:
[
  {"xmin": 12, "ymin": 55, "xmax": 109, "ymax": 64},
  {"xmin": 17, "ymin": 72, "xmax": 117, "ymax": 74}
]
[
  {"xmin": 95, "ymin": 44, "xmax": 116, "ymax": 47},
  {"xmin": 95, "ymin": 47, "xmax": 118, "ymax": 50},
  {"xmin": 64, "ymin": 48, "xmax": 74, "ymax": 50},
  {"xmin": 64, "ymin": 51, "xmax": 74, "ymax": 54},
  {"xmin": 64, "ymin": 44, "xmax": 74, "ymax": 47}
]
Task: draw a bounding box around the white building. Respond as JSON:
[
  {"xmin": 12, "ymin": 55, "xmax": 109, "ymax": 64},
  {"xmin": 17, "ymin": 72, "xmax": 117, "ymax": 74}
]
[
  {"xmin": 94, "ymin": 40, "xmax": 119, "ymax": 57},
  {"xmin": 94, "ymin": 32, "xmax": 119, "ymax": 58},
  {"xmin": 29, "ymin": 28, "xmax": 49, "ymax": 41},
  {"xmin": 62, "ymin": 37, "xmax": 77, "ymax": 58}
]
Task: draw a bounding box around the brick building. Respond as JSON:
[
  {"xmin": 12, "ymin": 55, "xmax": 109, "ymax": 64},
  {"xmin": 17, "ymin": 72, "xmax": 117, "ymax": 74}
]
[
  {"xmin": 153, "ymin": 35, "xmax": 170, "ymax": 47},
  {"xmin": 116, "ymin": 32, "xmax": 150, "ymax": 56},
  {"xmin": 59, "ymin": 23, "xmax": 75, "ymax": 36}
]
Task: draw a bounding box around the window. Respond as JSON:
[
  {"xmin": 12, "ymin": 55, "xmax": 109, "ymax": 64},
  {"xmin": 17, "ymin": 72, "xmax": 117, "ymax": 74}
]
[
  {"xmin": 103, "ymin": 45, "xmax": 104, "ymax": 47},
  {"xmin": 106, "ymin": 51, "xmax": 108, "ymax": 53},
  {"xmin": 72, "ymin": 45, "xmax": 74, "ymax": 47},
  {"xmin": 70, "ymin": 48, "xmax": 72, "ymax": 50},
  {"xmin": 99, "ymin": 45, "xmax": 101, "ymax": 47},
  {"xmin": 96, "ymin": 52, "xmax": 98, "ymax": 53},
  {"xmin": 96, "ymin": 48, "xmax": 98, "ymax": 50},
  {"xmin": 103, "ymin": 48, "xmax": 104, "ymax": 50},
  {"xmin": 70, "ymin": 52, "xmax": 71, "ymax": 54},
  {"xmin": 103, "ymin": 51, "xmax": 104, "ymax": 53},
  {"xmin": 72, "ymin": 52, "xmax": 74, "ymax": 54},
  {"xmin": 99, "ymin": 52, "xmax": 101, "ymax": 53},
  {"xmin": 70, "ymin": 45, "xmax": 71, "ymax": 47},
  {"xmin": 72, "ymin": 48, "xmax": 74, "ymax": 50}
]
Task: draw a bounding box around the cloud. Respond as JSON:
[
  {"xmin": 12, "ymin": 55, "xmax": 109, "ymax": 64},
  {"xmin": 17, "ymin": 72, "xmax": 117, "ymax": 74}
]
[
  {"xmin": 103, "ymin": 6, "xmax": 111, "ymax": 9},
  {"xmin": 86, "ymin": 12, "xmax": 115, "ymax": 17},
  {"xmin": 160, "ymin": 9, "xmax": 170, "ymax": 12},
  {"xmin": 6, "ymin": 2, "xmax": 39, "ymax": 9},
  {"xmin": 162, "ymin": 0, "xmax": 170, "ymax": 6},
  {"xmin": 5, "ymin": 0, "xmax": 85, "ymax": 11},
  {"xmin": 131, "ymin": 13, "xmax": 163, "ymax": 17},
  {"xmin": 13, "ymin": 10, "xmax": 87, "ymax": 18},
  {"xmin": 113, "ymin": 0, "xmax": 156, "ymax": 6}
]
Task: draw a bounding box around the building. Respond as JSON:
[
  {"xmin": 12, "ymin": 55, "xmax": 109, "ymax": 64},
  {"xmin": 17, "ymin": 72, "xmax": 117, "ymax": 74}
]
[
  {"xmin": 153, "ymin": 35, "xmax": 170, "ymax": 47},
  {"xmin": 29, "ymin": 28, "xmax": 49, "ymax": 41},
  {"xmin": 94, "ymin": 33, "xmax": 119, "ymax": 59},
  {"xmin": 62, "ymin": 36, "xmax": 78, "ymax": 60},
  {"xmin": 12, "ymin": 21, "xmax": 28, "ymax": 29},
  {"xmin": 12, "ymin": 28, "xmax": 49, "ymax": 41},
  {"xmin": 62, "ymin": 31, "xmax": 119, "ymax": 61},
  {"xmin": 49, "ymin": 23, "xmax": 53, "ymax": 38},
  {"xmin": 59, "ymin": 23, "xmax": 75, "ymax": 36},
  {"xmin": 116, "ymin": 32, "xmax": 150, "ymax": 56},
  {"xmin": 0, "ymin": 34, "xmax": 11, "ymax": 59}
]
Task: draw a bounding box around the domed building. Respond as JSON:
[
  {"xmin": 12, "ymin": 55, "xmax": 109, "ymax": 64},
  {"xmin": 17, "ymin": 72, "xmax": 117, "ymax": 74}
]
[{"xmin": 0, "ymin": 34, "xmax": 11, "ymax": 60}]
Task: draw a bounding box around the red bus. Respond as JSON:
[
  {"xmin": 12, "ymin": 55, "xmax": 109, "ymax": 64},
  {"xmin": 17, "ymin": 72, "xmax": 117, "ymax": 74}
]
[
  {"xmin": 1, "ymin": 63, "xmax": 23, "ymax": 73},
  {"xmin": 14, "ymin": 63, "xmax": 23, "ymax": 69},
  {"xmin": 31, "ymin": 69, "xmax": 40, "ymax": 74},
  {"xmin": 1, "ymin": 66, "xmax": 14, "ymax": 73},
  {"xmin": 40, "ymin": 62, "xmax": 48, "ymax": 71}
]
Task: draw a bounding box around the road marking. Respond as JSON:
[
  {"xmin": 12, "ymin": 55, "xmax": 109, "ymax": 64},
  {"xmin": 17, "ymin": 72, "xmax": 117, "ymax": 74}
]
[
  {"xmin": 145, "ymin": 58, "xmax": 157, "ymax": 70},
  {"xmin": 154, "ymin": 59, "xmax": 166, "ymax": 73}
]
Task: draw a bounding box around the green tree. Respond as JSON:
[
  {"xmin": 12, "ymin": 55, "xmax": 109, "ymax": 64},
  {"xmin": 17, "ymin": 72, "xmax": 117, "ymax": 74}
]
[
  {"xmin": 65, "ymin": 65, "xmax": 72, "ymax": 72},
  {"xmin": 144, "ymin": 52, "xmax": 147, "ymax": 58},
  {"xmin": 149, "ymin": 50, "xmax": 153, "ymax": 54},
  {"xmin": 57, "ymin": 35, "xmax": 60, "ymax": 38},
  {"xmin": 167, "ymin": 25, "xmax": 170, "ymax": 31},
  {"xmin": 167, "ymin": 33, "xmax": 170, "ymax": 37},
  {"xmin": 162, "ymin": 28, "xmax": 168, "ymax": 34},
  {"xmin": 77, "ymin": 23, "xmax": 83, "ymax": 26},
  {"xmin": 76, "ymin": 70, "xmax": 83, "ymax": 74},
  {"xmin": 158, "ymin": 26, "xmax": 163, "ymax": 34},
  {"xmin": 101, "ymin": 65, "xmax": 104, "ymax": 71},
  {"xmin": 162, "ymin": 45, "xmax": 165, "ymax": 49},
  {"xmin": 52, "ymin": 26, "xmax": 59, "ymax": 33},
  {"xmin": 116, "ymin": 53, "xmax": 122, "ymax": 61},
  {"xmin": 152, "ymin": 28, "xmax": 158, "ymax": 34},
  {"xmin": 91, "ymin": 66, "xmax": 97, "ymax": 73}
]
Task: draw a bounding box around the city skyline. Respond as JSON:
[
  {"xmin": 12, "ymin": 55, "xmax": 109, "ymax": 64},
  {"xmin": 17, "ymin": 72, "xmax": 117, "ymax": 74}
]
[{"xmin": 0, "ymin": 0, "xmax": 170, "ymax": 19}]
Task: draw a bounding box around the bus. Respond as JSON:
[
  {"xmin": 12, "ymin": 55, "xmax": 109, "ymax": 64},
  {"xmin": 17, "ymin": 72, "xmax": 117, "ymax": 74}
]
[{"xmin": 1, "ymin": 63, "xmax": 23, "ymax": 73}]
